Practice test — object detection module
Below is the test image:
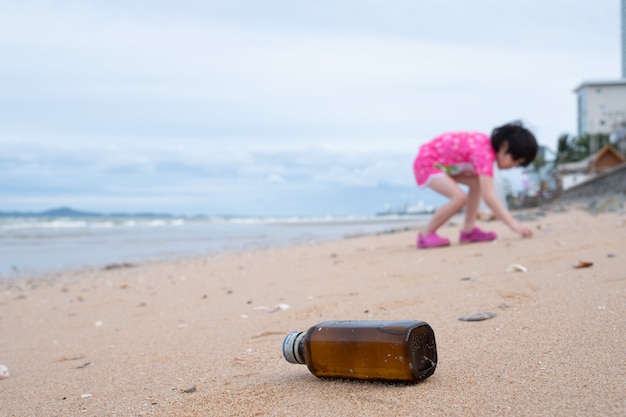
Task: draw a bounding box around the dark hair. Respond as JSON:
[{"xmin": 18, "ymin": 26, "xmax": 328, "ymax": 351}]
[{"xmin": 491, "ymin": 121, "xmax": 538, "ymax": 167}]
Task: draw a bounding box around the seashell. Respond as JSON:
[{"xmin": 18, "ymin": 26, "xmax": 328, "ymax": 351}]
[
  {"xmin": 506, "ymin": 263, "xmax": 528, "ymax": 273},
  {"xmin": 458, "ymin": 312, "xmax": 497, "ymax": 322},
  {"xmin": 0, "ymin": 364, "xmax": 9, "ymax": 379},
  {"xmin": 268, "ymin": 303, "xmax": 290, "ymax": 313},
  {"xmin": 574, "ymin": 260, "xmax": 593, "ymax": 269}
]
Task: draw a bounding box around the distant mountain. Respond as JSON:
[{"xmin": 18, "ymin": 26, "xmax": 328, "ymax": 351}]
[
  {"xmin": 40, "ymin": 207, "xmax": 100, "ymax": 217},
  {"xmin": 0, "ymin": 207, "xmax": 174, "ymax": 218}
]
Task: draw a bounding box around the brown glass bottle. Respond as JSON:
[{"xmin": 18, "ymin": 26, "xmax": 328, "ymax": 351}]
[{"xmin": 282, "ymin": 320, "xmax": 437, "ymax": 383}]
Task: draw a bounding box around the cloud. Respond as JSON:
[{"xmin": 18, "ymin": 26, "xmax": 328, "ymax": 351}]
[
  {"xmin": 1, "ymin": 0, "xmax": 618, "ymax": 143},
  {"xmin": 0, "ymin": 0, "xmax": 621, "ymax": 214},
  {"xmin": 0, "ymin": 139, "xmax": 413, "ymax": 186}
]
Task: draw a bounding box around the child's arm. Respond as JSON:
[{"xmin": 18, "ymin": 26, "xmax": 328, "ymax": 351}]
[{"xmin": 478, "ymin": 175, "xmax": 533, "ymax": 237}]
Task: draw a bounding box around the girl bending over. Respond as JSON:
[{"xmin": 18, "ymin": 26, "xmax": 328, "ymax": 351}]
[{"xmin": 413, "ymin": 121, "xmax": 538, "ymax": 249}]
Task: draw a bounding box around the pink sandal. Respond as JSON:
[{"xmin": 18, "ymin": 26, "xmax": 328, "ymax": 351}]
[
  {"xmin": 459, "ymin": 227, "xmax": 497, "ymax": 243},
  {"xmin": 417, "ymin": 232, "xmax": 450, "ymax": 249}
]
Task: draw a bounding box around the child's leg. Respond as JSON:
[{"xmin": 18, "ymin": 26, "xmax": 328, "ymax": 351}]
[
  {"xmin": 423, "ymin": 176, "xmax": 468, "ymax": 234},
  {"xmin": 455, "ymin": 176, "xmax": 481, "ymax": 233}
]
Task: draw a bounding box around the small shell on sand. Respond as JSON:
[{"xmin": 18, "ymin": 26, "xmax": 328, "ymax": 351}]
[
  {"xmin": 0, "ymin": 364, "xmax": 9, "ymax": 379},
  {"xmin": 458, "ymin": 312, "xmax": 497, "ymax": 322},
  {"xmin": 506, "ymin": 263, "xmax": 528, "ymax": 273},
  {"xmin": 268, "ymin": 303, "xmax": 290, "ymax": 313},
  {"xmin": 574, "ymin": 260, "xmax": 593, "ymax": 269}
]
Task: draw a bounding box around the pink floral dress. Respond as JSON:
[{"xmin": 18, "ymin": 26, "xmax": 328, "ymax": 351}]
[{"xmin": 413, "ymin": 131, "xmax": 496, "ymax": 187}]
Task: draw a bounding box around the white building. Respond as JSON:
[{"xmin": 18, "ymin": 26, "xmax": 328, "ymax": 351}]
[
  {"xmin": 574, "ymin": 80, "xmax": 626, "ymax": 136},
  {"xmin": 561, "ymin": 0, "xmax": 626, "ymax": 191},
  {"xmin": 573, "ymin": 1, "xmax": 626, "ymax": 137}
]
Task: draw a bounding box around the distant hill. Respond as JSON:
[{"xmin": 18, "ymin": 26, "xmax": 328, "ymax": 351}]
[
  {"xmin": 40, "ymin": 207, "xmax": 100, "ymax": 217},
  {"xmin": 0, "ymin": 207, "xmax": 173, "ymax": 218}
]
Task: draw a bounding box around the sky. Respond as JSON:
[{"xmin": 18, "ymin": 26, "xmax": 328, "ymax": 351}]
[{"xmin": 0, "ymin": 0, "xmax": 621, "ymax": 216}]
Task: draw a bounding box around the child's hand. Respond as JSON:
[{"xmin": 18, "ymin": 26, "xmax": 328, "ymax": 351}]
[{"xmin": 511, "ymin": 222, "xmax": 533, "ymax": 237}]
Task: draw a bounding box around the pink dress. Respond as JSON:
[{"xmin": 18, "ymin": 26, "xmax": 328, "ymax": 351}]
[{"xmin": 413, "ymin": 131, "xmax": 496, "ymax": 187}]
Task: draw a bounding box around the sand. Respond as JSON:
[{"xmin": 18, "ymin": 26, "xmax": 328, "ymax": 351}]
[{"xmin": 1, "ymin": 205, "xmax": 625, "ymax": 416}]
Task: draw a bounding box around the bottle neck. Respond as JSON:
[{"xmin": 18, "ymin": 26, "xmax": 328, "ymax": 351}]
[{"xmin": 282, "ymin": 331, "xmax": 306, "ymax": 364}]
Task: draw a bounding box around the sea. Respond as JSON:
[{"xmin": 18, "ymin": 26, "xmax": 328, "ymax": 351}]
[{"xmin": 0, "ymin": 213, "xmax": 430, "ymax": 280}]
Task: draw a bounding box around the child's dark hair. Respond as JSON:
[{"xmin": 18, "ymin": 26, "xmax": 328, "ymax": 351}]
[{"xmin": 491, "ymin": 121, "xmax": 538, "ymax": 167}]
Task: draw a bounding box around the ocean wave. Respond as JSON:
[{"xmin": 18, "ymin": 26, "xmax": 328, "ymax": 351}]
[
  {"xmin": 0, "ymin": 217, "xmax": 188, "ymax": 231},
  {"xmin": 0, "ymin": 213, "xmax": 427, "ymax": 233}
]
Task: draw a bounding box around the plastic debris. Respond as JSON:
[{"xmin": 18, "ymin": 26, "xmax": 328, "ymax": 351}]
[
  {"xmin": 574, "ymin": 261, "xmax": 593, "ymax": 269},
  {"xmin": 458, "ymin": 312, "xmax": 497, "ymax": 322}
]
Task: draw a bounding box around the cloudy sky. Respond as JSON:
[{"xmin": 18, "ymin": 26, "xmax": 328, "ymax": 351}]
[{"xmin": 0, "ymin": 0, "xmax": 621, "ymax": 216}]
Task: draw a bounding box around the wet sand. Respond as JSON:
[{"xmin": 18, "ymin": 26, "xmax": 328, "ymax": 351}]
[{"xmin": 1, "ymin": 205, "xmax": 625, "ymax": 416}]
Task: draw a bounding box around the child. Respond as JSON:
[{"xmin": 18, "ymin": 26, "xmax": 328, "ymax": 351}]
[{"xmin": 413, "ymin": 121, "xmax": 538, "ymax": 249}]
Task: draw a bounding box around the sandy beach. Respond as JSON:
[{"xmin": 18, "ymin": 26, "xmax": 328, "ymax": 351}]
[{"xmin": 1, "ymin": 203, "xmax": 625, "ymax": 416}]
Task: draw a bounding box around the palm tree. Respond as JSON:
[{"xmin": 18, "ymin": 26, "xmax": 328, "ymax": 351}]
[
  {"xmin": 528, "ymin": 145, "xmax": 561, "ymax": 201},
  {"xmin": 556, "ymin": 134, "xmax": 574, "ymax": 163},
  {"xmin": 555, "ymin": 133, "xmax": 611, "ymax": 163}
]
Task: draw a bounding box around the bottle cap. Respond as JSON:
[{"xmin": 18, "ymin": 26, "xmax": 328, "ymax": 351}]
[{"xmin": 282, "ymin": 331, "xmax": 305, "ymax": 364}]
